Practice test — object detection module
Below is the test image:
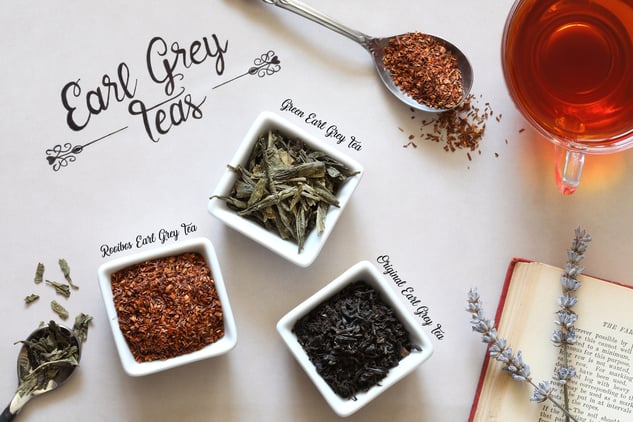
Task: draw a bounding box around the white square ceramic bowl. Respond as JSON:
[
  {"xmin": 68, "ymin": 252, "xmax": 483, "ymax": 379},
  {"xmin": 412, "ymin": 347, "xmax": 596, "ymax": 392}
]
[
  {"xmin": 97, "ymin": 237, "xmax": 237, "ymax": 377},
  {"xmin": 208, "ymin": 111, "xmax": 363, "ymax": 268},
  {"xmin": 276, "ymin": 260, "xmax": 434, "ymax": 417}
]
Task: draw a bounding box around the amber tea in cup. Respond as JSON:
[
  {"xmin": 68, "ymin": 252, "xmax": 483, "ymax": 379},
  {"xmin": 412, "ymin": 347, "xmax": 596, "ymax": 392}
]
[{"xmin": 502, "ymin": 0, "xmax": 633, "ymax": 194}]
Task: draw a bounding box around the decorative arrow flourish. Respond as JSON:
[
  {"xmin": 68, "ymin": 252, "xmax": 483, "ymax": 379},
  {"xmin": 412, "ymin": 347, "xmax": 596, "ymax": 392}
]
[
  {"xmin": 45, "ymin": 126, "xmax": 128, "ymax": 171},
  {"xmin": 213, "ymin": 50, "xmax": 281, "ymax": 89}
]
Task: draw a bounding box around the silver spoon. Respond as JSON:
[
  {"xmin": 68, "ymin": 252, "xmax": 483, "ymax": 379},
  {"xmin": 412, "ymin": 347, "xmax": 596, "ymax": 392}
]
[
  {"xmin": 1, "ymin": 323, "xmax": 81, "ymax": 421},
  {"xmin": 262, "ymin": 0, "xmax": 473, "ymax": 112}
]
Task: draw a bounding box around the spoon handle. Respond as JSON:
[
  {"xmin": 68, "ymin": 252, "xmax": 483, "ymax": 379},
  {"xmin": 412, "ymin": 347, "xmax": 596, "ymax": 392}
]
[
  {"xmin": 262, "ymin": 0, "xmax": 373, "ymax": 48},
  {"xmin": 0, "ymin": 405, "xmax": 15, "ymax": 422}
]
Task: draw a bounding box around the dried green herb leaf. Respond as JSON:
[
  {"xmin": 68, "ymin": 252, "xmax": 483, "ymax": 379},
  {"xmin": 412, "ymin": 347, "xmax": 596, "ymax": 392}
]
[
  {"xmin": 16, "ymin": 321, "xmax": 80, "ymax": 397},
  {"xmin": 316, "ymin": 202, "xmax": 328, "ymax": 234},
  {"xmin": 50, "ymin": 300, "xmax": 69, "ymax": 320},
  {"xmin": 270, "ymin": 161, "xmax": 326, "ymax": 180},
  {"xmin": 73, "ymin": 313, "xmax": 94, "ymax": 343},
  {"xmin": 238, "ymin": 187, "xmax": 297, "ymax": 216},
  {"xmin": 24, "ymin": 294, "xmax": 40, "ymax": 305},
  {"xmin": 45, "ymin": 280, "xmax": 71, "ymax": 298},
  {"xmin": 210, "ymin": 194, "xmax": 248, "ymax": 210},
  {"xmin": 213, "ymin": 129, "xmax": 358, "ymax": 252},
  {"xmin": 58, "ymin": 258, "xmax": 79, "ymax": 290},
  {"xmin": 34, "ymin": 262, "xmax": 45, "ymax": 284},
  {"xmin": 247, "ymin": 177, "xmax": 268, "ymax": 207}
]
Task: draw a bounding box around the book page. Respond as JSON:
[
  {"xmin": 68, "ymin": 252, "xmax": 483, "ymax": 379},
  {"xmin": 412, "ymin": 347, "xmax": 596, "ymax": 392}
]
[{"xmin": 471, "ymin": 261, "xmax": 633, "ymax": 422}]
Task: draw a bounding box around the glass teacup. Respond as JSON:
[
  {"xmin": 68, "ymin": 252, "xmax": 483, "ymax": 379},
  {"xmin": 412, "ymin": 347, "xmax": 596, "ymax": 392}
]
[{"xmin": 502, "ymin": 0, "xmax": 633, "ymax": 194}]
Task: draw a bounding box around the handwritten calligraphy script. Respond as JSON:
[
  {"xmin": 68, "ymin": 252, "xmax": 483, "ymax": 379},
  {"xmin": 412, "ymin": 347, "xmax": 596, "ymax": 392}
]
[
  {"xmin": 376, "ymin": 255, "xmax": 446, "ymax": 340},
  {"xmin": 46, "ymin": 34, "xmax": 282, "ymax": 171},
  {"xmin": 63, "ymin": 34, "xmax": 226, "ymax": 141}
]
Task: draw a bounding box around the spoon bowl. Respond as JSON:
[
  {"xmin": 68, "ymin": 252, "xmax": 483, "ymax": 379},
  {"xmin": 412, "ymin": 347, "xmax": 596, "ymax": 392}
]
[
  {"xmin": 1, "ymin": 323, "xmax": 81, "ymax": 421},
  {"xmin": 262, "ymin": 0, "xmax": 473, "ymax": 112},
  {"xmin": 367, "ymin": 36, "xmax": 473, "ymax": 112}
]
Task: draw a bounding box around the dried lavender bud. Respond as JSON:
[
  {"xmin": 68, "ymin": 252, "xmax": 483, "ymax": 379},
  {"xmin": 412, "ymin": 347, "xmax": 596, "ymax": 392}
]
[
  {"xmin": 530, "ymin": 381, "xmax": 554, "ymax": 403},
  {"xmin": 558, "ymin": 294, "xmax": 578, "ymax": 308},
  {"xmin": 553, "ymin": 366, "xmax": 577, "ymax": 385},
  {"xmin": 555, "ymin": 311, "xmax": 578, "ymax": 329}
]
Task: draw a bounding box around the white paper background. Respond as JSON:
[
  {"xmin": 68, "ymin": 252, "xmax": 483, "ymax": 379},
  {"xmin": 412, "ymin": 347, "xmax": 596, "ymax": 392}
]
[{"xmin": 1, "ymin": 1, "xmax": 633, "ymax": 421}]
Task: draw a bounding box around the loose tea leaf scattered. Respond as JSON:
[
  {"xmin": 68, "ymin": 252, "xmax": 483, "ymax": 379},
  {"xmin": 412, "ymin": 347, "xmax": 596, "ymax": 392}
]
[
  {"xmin": 15, "ymin": 321, "xmax": 80, "ymax": 398},
  {"xmin": 422, "ymin": 94, "xmax": 492, "ymax": 153},
  {"xmin": 46, "ymin": 280, "xmax": 71, "ymax": 298},
  {"xmin": 34, "ymin": 263, "xmax": 45, "ymax": 284},
  {"xmin": 58, "ymin": 258, "xmax": 79, "ymax": 290},
  {"xmin": 401, "ymin": 94, "xmax": 502, "ymax": 161},
  {"xmin": 50, "ymin": 300, "xmax": 69, "ymax": 320},
  {"xmin": 111, "ymin": 252, "xmax": 224, "ymax": 362},
  {"xmin": 211, "ymin": 130, "xmax": 359, "ymax": 252},
  {"xmin": 24, "ymin": 259, "xmax": 93, "ymax": 335},
  {"xmin": 73, "ymin": 313, "xmax": 94, "ymax": 343},
  {"xmin": 383, "ymin": 32, "xmax": 464, "ymax": 110},
  {"xmin": 293, "ymin": 281, "xmax": 421, "ymax": 400}
]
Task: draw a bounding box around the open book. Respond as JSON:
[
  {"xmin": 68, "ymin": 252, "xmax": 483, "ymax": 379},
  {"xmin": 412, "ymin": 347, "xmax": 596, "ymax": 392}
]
[{"xmin": 470, "ymin": 259, "xmax": 633, "ymax": 421}]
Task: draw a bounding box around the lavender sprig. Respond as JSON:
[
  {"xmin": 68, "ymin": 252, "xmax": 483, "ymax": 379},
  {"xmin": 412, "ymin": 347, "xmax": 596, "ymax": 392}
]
[
  {"xmin": 466, "ymin": 288, "xmax": 579, "ymax": 422},
  {"xmin": 553, "ymin": 227, "xmax": 591, "ymax": 421}
]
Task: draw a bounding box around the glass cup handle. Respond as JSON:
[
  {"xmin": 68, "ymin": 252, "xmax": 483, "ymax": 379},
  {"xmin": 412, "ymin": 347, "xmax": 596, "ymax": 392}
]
[{"xmin": 554, "ymin": 145, "xmax": 585, "ymax": 195}]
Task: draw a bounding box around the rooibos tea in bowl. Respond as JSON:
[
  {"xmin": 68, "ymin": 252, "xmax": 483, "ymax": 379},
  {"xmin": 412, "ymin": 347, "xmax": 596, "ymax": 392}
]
[
  {"xmin": 208, "ymin": 111, "xmax": 363, "ymax": 267},
  {"xmin": 276, "ymin": 261, "xmax": 433, "ymax": 417},
  {"xmin": 97, "ymin": 237, "xmax": 237, "ymax": 376}
]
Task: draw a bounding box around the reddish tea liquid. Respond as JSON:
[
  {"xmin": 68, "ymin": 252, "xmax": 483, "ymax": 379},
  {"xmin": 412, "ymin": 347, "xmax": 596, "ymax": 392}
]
[{"xmin": 503, "ymin": 0, "xmax": 633, "ymax": 146}]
